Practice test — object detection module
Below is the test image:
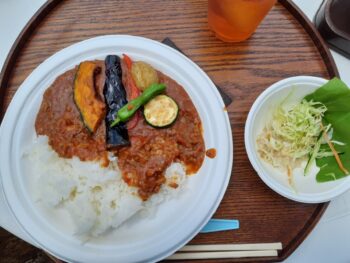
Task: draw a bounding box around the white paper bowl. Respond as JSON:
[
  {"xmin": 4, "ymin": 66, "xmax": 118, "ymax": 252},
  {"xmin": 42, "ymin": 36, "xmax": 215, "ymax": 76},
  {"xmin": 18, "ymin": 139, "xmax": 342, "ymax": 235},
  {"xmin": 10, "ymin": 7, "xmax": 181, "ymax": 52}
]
[
  {"xmin": 0, "ymin": 35, "xmax": 233, "ymax": 263},
  {"xmin": 245, "ymin": 76, "xmax": 350, "ymax": 203}
]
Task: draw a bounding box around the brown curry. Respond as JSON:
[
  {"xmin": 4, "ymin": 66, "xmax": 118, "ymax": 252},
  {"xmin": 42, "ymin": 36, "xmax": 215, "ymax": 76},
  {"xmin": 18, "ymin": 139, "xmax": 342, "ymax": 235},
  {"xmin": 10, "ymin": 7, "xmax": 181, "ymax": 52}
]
[{"xmin": 35, "ymin": 59, "xmax": 205, "ymax": 200}]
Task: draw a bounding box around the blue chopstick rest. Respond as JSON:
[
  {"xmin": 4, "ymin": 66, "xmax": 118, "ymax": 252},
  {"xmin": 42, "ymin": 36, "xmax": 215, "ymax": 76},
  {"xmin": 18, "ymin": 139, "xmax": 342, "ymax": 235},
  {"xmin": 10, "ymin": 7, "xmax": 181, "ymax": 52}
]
[{"xmin": 200, "ymin": 219, "xmax": 240, "ymax": 233}]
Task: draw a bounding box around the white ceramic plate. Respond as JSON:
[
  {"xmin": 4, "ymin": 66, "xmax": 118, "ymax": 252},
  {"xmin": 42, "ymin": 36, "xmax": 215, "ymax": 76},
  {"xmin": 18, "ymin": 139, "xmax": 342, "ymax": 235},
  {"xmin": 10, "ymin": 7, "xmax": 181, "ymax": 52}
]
[
  {"xmin": 245, "ymin": 76, "xmax": 350, "ymax": 203},
  {"xmin": 0, "ymin": 35, "xmax": 233, "ymax": 262}
]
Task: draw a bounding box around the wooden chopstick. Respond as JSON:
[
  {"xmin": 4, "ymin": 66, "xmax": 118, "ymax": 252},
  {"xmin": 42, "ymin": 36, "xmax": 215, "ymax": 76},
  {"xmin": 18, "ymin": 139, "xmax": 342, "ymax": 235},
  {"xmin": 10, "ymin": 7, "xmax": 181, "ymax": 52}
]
[
  {"xmin": 166, "ymin": 243, "xmax": 282, "ymax": 260},
  {"xmin": 179, "ymin": 242, "xmax": 282, "ymax": 252},
  {"xmin": 167, "ymin": 250, "xmax": 278, "ymax": 260}
]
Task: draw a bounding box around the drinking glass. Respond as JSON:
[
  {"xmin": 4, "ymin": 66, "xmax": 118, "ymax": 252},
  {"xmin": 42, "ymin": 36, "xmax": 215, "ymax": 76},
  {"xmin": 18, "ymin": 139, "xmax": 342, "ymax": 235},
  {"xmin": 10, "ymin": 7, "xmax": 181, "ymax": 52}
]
[{"xmin": 208, "ymin": 0, "xmax": 277, "ymax": 42}]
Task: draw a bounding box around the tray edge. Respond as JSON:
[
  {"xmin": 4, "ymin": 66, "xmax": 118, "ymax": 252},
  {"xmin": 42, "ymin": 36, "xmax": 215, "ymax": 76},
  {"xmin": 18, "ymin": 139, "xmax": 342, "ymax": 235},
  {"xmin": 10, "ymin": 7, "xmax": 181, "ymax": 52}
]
[
  {"xmin": 0, "ymin": 0, "xmax": 61, "ymax": 122},
  {"xmin": 0, "ymin": 0, "xmax": 339, "ymax": 262}
]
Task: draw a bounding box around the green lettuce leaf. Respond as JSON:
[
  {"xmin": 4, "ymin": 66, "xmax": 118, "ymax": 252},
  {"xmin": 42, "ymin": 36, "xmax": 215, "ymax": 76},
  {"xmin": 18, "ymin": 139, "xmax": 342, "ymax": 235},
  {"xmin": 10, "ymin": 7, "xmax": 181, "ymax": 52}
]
[{"xmin": 304, "ymin": 78, "xmax": 350, "ymax": 182}]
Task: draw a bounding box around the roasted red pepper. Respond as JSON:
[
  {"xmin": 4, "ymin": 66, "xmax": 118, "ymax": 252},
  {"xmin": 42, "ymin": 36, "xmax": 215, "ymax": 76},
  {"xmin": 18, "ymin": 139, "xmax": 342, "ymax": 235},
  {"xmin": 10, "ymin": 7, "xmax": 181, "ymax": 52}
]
[
  {"xmin": 122, "ymin": 54, "xmax": 140, "ymax": 130},
  {"xmin": 123, "ymin": 53, "xmax": 133, "ymax": 70}
]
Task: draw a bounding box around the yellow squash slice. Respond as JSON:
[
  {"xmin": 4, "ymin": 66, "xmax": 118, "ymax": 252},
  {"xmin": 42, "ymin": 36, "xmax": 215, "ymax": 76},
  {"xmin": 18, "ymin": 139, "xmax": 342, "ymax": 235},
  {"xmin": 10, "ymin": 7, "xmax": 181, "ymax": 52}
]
[{"xmin": 73, "ymin": 61, "xmax": 105, "ymax": 133}]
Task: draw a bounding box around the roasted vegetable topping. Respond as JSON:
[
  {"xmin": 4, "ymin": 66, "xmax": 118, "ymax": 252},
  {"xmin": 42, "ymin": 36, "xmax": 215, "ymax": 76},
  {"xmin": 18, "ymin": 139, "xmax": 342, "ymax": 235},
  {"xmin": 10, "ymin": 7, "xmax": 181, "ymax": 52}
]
[
  {"xmin": 144, "ymin": 95, "xmax": 178, "ymax": 128},
  {"xmin": 104, "ymin": 55, "xmax": 130, "ymax": 148},
  {"xmin": 122, "ymin": 54, "xmax": 141, "ymax": 129},
  {"xmin": 123, "ymin": 53, "xmax": 133, "ymax": 71},
  {"xmin": 73, "ymin": 61, "xmax": 106, "ymax": 133},
  {"xmin": 122, "ymin": 54, "xmax": 141, "ymax": 100},
  {"xmin": 131, "ymin": 61, "xmax": 159, "ymax": 91},
  {"xmin": 111, "ymin": 83, "xmax": 166, "ymax": 127}
]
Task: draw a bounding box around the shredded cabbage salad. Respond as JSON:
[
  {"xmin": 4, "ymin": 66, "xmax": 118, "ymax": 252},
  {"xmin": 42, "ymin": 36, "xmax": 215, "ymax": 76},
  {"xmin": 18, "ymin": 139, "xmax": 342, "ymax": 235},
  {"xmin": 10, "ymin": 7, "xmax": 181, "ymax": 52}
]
[{"xmin": 257, "ymin": 99, "xmax": 327, "ymax": 175}]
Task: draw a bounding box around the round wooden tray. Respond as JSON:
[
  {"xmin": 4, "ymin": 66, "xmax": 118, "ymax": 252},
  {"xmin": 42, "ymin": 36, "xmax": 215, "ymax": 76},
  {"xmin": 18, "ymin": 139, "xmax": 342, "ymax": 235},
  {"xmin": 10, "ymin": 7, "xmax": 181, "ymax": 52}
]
[{"xmin": 0, "ymin": 0, "xmax": 338, "ymax": 262}]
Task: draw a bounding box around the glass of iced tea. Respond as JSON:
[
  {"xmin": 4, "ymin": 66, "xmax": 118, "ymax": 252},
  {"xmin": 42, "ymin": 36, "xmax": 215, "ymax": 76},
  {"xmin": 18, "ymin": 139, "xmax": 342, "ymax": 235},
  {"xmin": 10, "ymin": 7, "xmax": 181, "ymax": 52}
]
[{"xmin": 208, "ymin": 0, "xmax": 277, "ymax": 42}]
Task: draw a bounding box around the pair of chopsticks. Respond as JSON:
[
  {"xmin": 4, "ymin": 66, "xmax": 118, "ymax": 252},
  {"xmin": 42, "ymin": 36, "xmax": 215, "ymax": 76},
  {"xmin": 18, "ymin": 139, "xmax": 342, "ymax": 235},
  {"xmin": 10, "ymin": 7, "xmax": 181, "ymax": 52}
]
[{"xmin": 167, "ymin": 242, "xmax": 282, "ymax": 260}]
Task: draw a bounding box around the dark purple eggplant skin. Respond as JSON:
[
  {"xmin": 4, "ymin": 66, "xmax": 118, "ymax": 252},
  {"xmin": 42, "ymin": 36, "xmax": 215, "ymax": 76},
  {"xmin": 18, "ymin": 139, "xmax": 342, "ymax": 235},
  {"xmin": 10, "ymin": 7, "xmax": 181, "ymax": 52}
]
[{"xmin": 104, "ymin": 55, "xmax": 130, "ymax": 148}]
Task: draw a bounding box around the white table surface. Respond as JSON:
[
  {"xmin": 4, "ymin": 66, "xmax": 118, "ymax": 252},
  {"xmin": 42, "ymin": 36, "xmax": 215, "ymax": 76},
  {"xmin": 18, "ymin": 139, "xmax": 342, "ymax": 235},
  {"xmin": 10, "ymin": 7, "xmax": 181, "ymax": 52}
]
[{"xmin": 1, "ymin": 0, "xmax": 350, "ymax": 262}]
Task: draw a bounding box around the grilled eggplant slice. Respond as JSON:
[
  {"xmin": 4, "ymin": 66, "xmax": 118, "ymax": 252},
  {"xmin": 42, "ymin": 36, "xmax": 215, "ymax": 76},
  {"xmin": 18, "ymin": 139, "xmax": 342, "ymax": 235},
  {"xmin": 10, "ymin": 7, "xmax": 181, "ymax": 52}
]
[
  {"xmin": 104, "ymin": 55, "xmax": 130, "ymax": 148},
  {"xmin": 73, "ymin": 61, "xmax": 105, "ymax": 133}
]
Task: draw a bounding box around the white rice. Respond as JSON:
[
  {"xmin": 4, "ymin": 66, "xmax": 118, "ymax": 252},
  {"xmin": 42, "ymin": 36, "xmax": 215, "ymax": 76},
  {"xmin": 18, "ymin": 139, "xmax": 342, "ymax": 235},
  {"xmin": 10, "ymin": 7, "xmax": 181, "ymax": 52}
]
[{"xmin": 23, "ymin": 135, "xmax": 187, "ymax": 238}]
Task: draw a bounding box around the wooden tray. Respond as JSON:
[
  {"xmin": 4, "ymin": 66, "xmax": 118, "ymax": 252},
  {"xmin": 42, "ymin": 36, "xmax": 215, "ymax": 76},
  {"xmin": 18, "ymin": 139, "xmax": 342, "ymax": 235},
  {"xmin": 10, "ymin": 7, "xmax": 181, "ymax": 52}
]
[{"xmin": 0, "ymin": 0, "xmax": 338, "ymax": 262}]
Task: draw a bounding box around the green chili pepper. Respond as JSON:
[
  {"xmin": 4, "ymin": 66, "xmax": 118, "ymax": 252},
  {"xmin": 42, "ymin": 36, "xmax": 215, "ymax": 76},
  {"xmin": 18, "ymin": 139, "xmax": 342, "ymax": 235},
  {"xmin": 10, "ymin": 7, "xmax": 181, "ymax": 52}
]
[{"xmin": 110, "ymin": 83, "xmax": 166, "ymax": 127}]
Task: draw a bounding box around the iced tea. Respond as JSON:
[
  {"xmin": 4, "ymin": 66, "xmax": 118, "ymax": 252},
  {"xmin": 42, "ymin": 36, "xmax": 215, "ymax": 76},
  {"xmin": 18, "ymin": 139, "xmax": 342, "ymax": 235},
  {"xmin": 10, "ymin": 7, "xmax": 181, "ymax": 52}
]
[{"xmin": 208, "ymin": 0, "xmax": 277, "ymax": 42}]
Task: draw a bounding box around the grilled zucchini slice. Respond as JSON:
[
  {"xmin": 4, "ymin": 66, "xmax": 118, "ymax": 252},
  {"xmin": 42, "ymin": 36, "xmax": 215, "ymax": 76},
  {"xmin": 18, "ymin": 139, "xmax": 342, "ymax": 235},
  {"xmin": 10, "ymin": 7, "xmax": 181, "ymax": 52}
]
[{"xmin": 144, "ymin": 95, "xmax": 178, "ymax": 128}]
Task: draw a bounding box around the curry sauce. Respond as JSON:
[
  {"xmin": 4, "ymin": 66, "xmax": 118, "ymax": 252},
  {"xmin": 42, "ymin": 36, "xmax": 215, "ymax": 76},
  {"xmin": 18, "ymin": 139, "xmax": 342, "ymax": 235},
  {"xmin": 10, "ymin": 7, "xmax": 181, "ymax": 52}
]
[{"xmin": 35, "ymin": 60, "xmax": 205, "ymax": 201}]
